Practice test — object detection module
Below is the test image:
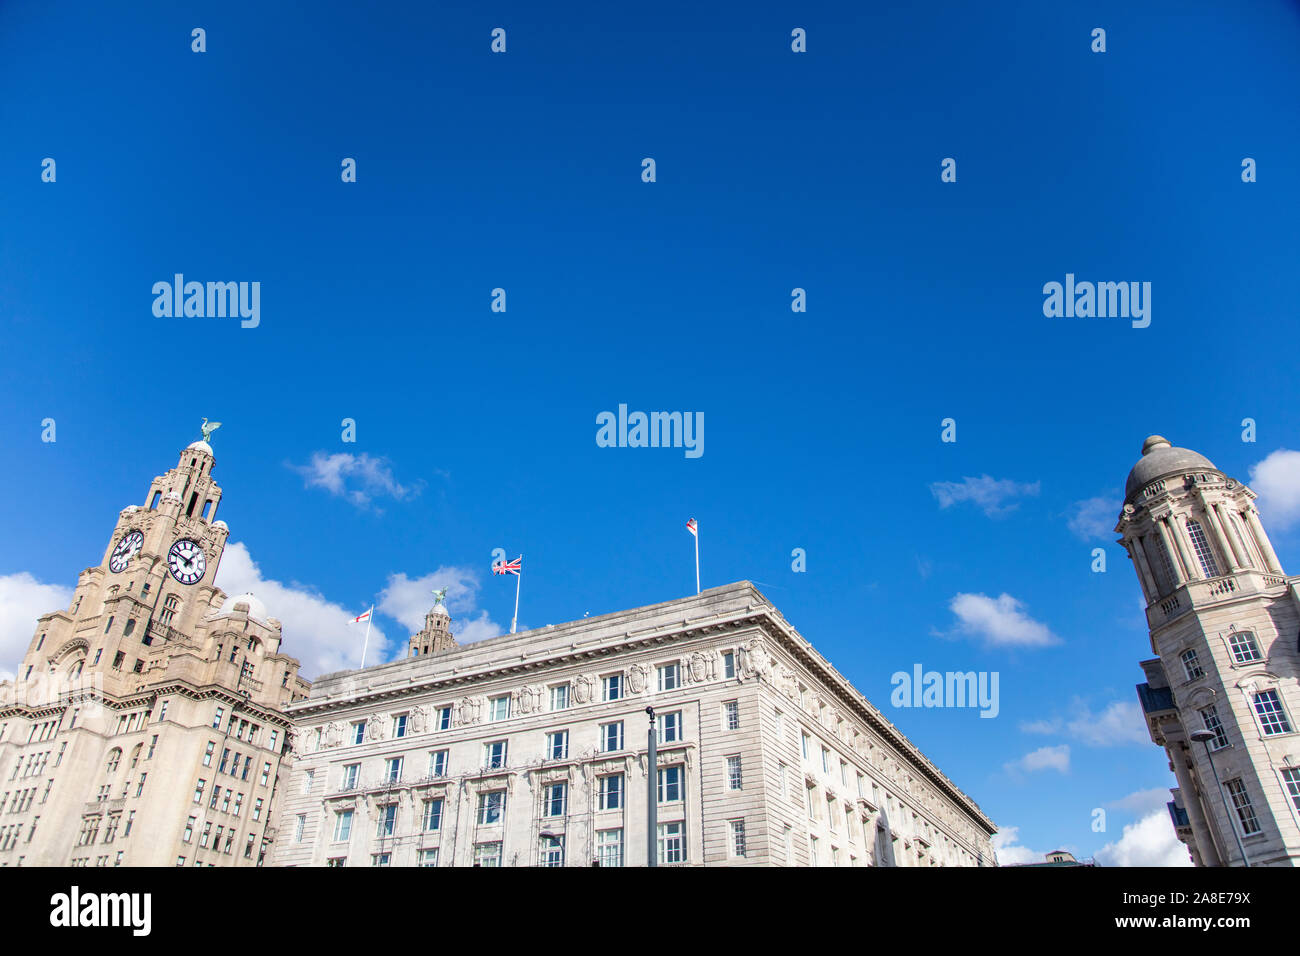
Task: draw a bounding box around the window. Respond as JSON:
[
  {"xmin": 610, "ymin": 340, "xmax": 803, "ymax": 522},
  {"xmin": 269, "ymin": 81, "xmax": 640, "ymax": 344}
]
[
  {"xmin": 219, "ymin": 749, "xmax": 230, "ymax": 774},
  {"xmin": 212, "ymin": 707, "xmax": 224, "ymax": 729},
  {"xmin": 106, "ymin": 749, "xmax": 121, "ymax": 774},
  {"xmin": 260, "ymin": 762, "xmax": 270, "ymax": 786},
  {"xmin": 371, "ymin": 852, "xmax": 391, "ymax": 867},
  {"xmin": 269, "ymin": 730, "xmax": 278, "ymax": 751},
  {"xmin": 253, "ymin": 798, "xmax": 263, "ymax": 822},
  {"xmin": 730, "ymin": 819, "xmax": 747, "ymax": 857},
  {"xmin": 183, "ymin": 817, "xmax": 196, "ymax": 843},
  {"xmin": 658, "ymin": 663, "xmax": 680, "ymax": 692},
  {"xmin": 1224, "ymin": 778, "xmax": 1261, "ymax": 835},
  {"xmin": 658, "ymin": 765, "xmax": 683, "ymax": 804},
  {"xmin": 489, "ymin": 696, "xmax": 511, "ymax": 722},
  {"xmin": 202, "ymin": 742, "xmax": 215, "ymax": 767},
  {"xmin": 199, "ymin": 822, "xmax": 212, "ymax": 848},
  {"xmin": 193, "ymin": 780, "xmax": 206, "ymax": 804},
  {"xmin": 723, "ymin": 700, "xmax": 740, "ymax": 731},
  {"xmin": 333, "ymin": 809, "xmax": 353, "ymax": 842},
  {"xmin": 244, "ymin": 833, "xmax": 256, "ymax": 859},
  {"xmin": 1186, "ymin": 519, "xmax": 1220, "ymax": 578},
  {"xmin": 342, "ymin": 764, "xmax": 360, "ymax": 790},
  {"xmin": 1252, "ymin": 689, "xmax": 1292, "ymax": 736},
  {"xmin": 429, "ymin": 750, "xmax": 448, "ymax": 777},
  {"xmin": 726, "ymin": 755, "xmax": 743, "ymax": 791},
  {"xmin": 477, "ymin": 791, "xmax": 505, "ymax": 825},
  {"xmin": 801, "ymin": 732, "xmax": 811, "ymax": 760},
  {"xmin": 418, "ymin": 848, "xmax": 439, "ymax": 867},
  {"xmin": 550, "ymin": 685, "xmax": 569, "ymax": 711},
  {"xmin": 392, "ymin": 715, "xmax": 408, "ymax": 739},
  {"xmin": 304, "ymin": 770, "xmax": 314, "ymax": 793},
  {"xmin": 376, "ymin": 804, "xmax": 397, "ymax": 837},
  {"xmin": 473, "ymin": 842, "xmax": 502, "ymax": 867},
  {"xmin": 598, "ymin": 774, "xmax": 623, "ymax": 810},
  {"xmin": 597, "ymin": 828, "xmax": 623, "ymax": 867},
  {"xmin": 1200, "ymin": 705, "xmax": 1230, "ymax": 750},
  {"xmin": 840, "ymin": 760, "xmax": 849, "ymax": 787},
  {"xmin": 112, "ymin": 652, "xmax": 124, "ymax": 670},
  {"xmin": 484, "ymin": 740, "xmax": 508, "ymax": 770},
  {"xmin": 1281, "ymin": 767, "xmax": 1300, "ymax": 813},
  {"xmin": 423, "ymin": 798, "xmax": 444, "ymax": 832},
  {"xmin": 1228, "ymin": 631, "xmax": 1263, "ymax": 664},
  {"xmin": 436, "ymin": 706, "xmax": 453, "ymax": 731},
  {"xmin": 159, "ymin": 594, "xmax": 180, "ymax": 626},
  {"xmin": 209, "ymin": 785, "xmax": 222, "ymax": 809},
  {"xmin": 1181, "ymin": 649, "xmax": 1205, "ymax": 681},
  {"xmin": 603, "ymin": 674, "xmax": 623, "ymax": 702},
  {"xmin": 385, "ymin": 756, "xmax": 403, "ymax": 784},
  {"xmin": 601, "ymin": 721, "xmax": 624, "ymax": 753},
  {"xmin": 541, "ymin": 834, "xmax": 564, "ymax": 867},
  {"xmin": 657, "ymin": 821, "xmax": 685, "ymax": 864},
  {"xmin": 658, "ymin": 711, "xmax": 682, "ymax": 744},
  {"xmin": 124, "ymin": 811, "xmax": 134, "ymax": 836},
  {"xmin": 544, "ymin": 781, "xmax": 567, "ymax": 817},
  {"xmin": 326, "ymin": 856, "xmax": 346, "ymax": 868},
  {"xmin": 722, "ymin": 651, "xmax": 736, "ymax": 679},
  {"xmin": 821, "ymin": 747, "xmax": 832, "ymax": 774},
  {"xmin": 351, "ymin": 722, "xmax": 366, "ymax": 745},
  {"xmin": 294, "ymin": 814, "xmax": 306, "ymax": 842},
  {"xmin": 547, "ymin": 730, "xmax": 569, "ymax": 760}
]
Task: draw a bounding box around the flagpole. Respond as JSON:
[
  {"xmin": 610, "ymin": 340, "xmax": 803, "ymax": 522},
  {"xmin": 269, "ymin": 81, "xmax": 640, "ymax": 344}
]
[
  {"xmin": 694, "ymin": 529, "xmax": 700, "ymax": 595},
  {"xmin": 511, "ymin": 556, "xmax": 522, "ymax": 634},
  {"xmin": 360, "ymin": 605, "xmax": 374, "ymax": 669}
]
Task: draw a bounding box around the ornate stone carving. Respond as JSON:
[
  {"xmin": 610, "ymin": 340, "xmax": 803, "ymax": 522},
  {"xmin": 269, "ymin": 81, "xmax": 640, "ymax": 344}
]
[
  {"xmin": 517, "ymin": 684, "xmax": 543, "ymax": 714},
  {"xmin": 365, "ymin": 715, "xmax": 387, "ymax": 741},
  {"xmin": 685, "ymin": 650, "xmax": 714, "ymax": 683},
  {"xmin": 738, "ymin": 639, "xmax": 771, "ymax": 680},
  {"xmin": 408, "ymin": 705, "xmax": 428, "ymax": 734},
  {"xmin": 458, "ymin": 696, "xmax": 483, "ymax": 725},
  {"xmin": 779, "ymin": 667, "xmax": 798, "ymax": 701},
  {"xmin": 572, "ymin": 674, "xmax": 595, "ymax": 704},
  {"xmin": 322, "ymin": 721, "xmax": 343, "ymax": 749},
  {"xmin": 626, "ymin": 663, "xmax": 649, "ymax": 694}
]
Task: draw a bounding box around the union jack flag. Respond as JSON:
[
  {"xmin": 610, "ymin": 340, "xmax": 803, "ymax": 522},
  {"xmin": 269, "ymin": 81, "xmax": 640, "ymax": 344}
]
[
  {"xmin": 494, "ymin": 556, "xmax": 522, "ymax": 576},
  {"xmin": 686, "ymin": 518, "xmax": 698, "ymax": 537}
]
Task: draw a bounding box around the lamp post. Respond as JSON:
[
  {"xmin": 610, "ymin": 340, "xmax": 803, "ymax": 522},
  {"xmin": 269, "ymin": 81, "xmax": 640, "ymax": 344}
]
[
  {"xmin": 1189, "ymin": 729, "xmax": 1250, "ymax": 867},
  {"xmin": 646, "ymin": 707, "xmax": 657, "ymax": 868}
]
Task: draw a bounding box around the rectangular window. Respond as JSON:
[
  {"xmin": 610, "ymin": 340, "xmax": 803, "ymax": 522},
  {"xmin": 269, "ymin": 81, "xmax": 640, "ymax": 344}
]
[
  {"xmin": 801, "ymin": 732, "xmax": 811, "ymax": 760},
  {"xmin": 726, "ymin": 755, "xmax": 743, "ymax": 791},
  {"xmin": 1253, "ymin": 689, "xmax": 1292, "ymax": 736},
  {"xmin": 1181, "ymin": 648, "xmax": 1205, "ymax": 681},
  {"xmin": 603, "ymin": 674, "xmax": 623, "ymax": 702},
  {"xmin": 544, "ymin": 781, "xmax": 567, "ymax": 817},
  {"xmin": 437, "ymin": 706, "xmax": 452, "ymax": 731},
  {"xmin": 601, "ymin": 721, "xmax": 624, "ymax": 753},
  {"xmin": 484, "ymin": 740, "xmax": 508, "ymax": 770},
  {"xmin": 418, "ymin": 848, "xmax": 439, "ymax": 867},
  {"xmin": 376, "ymin": 804, "xmax": 397, "ymax": 837},
  {"xmin": 392, "ymin": 714, "xmax": 408, "ymax": 739},
  {"xmin": 212, "ymin": 708, "xmax": 224, "ymax": 729},
  {"xmin": 1228, "ymin": 631, "xmax": 1263, "ymax": 664},
  {"xmin": 540, "ymin": 834, "xmax": 564, "ymax": 867},
  {"xmin": 477, "ymin": 790, "xmax": 505, "ymax": 825},
  {"xmin": 209, "ymin": 785, "xmax": 221, "ymax": 809},
  {"xmin": 1225, "ymin": 778, "xmax": 1262, "ymax": 835},
  {"xmin": 200, "ymin": 822, "xmax": 212, "ymax": 848},
  {"xmin": 253, "ymin": 798, "xmax": 263, "ymax": 822},
  {"xmin": 597, "ymin": 828, "xmax": 623, "ymax": 868},
  {"xmin": 371, "ymin": 852, "xmax": 391, "ymax": 867},
  {"xmin": 260, "ymin": 762, "xmax": 270, "ymax": 786},
  {"xmin": 473, "ymin": 842, "xmax": 502, "ymax": 867},
  {"xmin": 657, "ymin": 663, "xmax": 680, "ymax": 692},
  {"xmin": 333, "ymin": 809, "xmax": 353, "ymax": 842},
  {"xmin": 351, "ymin": 722, "xmax": 366, "ymax": 745},
  {"xmin": 429, "ymin": 750, "xmax": 448, "ymax": 777},
  {"xmin": 1200, "ymin": 705, "xmax": 1230, "ymax": 750},
  {"xmin": 386, "ymin": 756, "xmax": 403, "ymax": 784},
  {"xmin": 598, "ymin": 774, "xmax": 623, "ymax": 810},
  {"xmin": 547, "ymin": 730, "xmax": 569, "ymax": 760},
  {"xmin": 218, "ymin": 749, "xmax": 230, "ymax": 774},
  {"xmin": 1281, "ymin": 767, "xmax": 1300, "ymax": 814},
  {"xmin": 550, "ymin": 685, "xmax": 569, "ymax": 711},
  {"xmin": 657, "ymin": 821, "xmax": 685, "ymax": 864},
  {"xmin": 730, "ymin": 819, "xmax": 747, "ymax": 857},
  {"xmin": 722, "ymin": 651, "xmax": 736, "ymax": 679},
  {"xmin": 193, "ymin": 781, "xmax": 206, "ymax": 804},
  {"xmin": 658, "ymin": 764, "xmax": 683, "ymax": 804},
  {"xmin": 326, "ymin": 857, "xmax": 346, "ymax": 868},
  {"xmin": 723, "ymin": 700, "xmax": 740, "ymax": 731},
  {"xmin": 489, "ymin": 695, "xmax": 511, "ymax": 722},
  {"xmin": 183, "ymin": 816, "xmax": 195, "ymax": 843},
  {"xmin": 657, "ymin": 711, "xmax": 682, "ymax": 745},
  {"xmin": 423, "ymin": 798, "xmax": 444, "ymax": 832},
  {"xmin": 202, "ymin": 741, "xmax": 215, "ymax": 767},
  {"xmin": 821, "ymin": 747, "xmax": 831, "ymax": 774},
  {"xmin": 294, "ymin": 814, "xmax": 306, "ymax": 842}
]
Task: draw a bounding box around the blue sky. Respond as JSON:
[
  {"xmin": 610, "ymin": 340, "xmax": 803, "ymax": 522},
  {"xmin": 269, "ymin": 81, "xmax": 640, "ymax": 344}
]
[{"xmin": 3, "ymin": 0, "xmax": 1300, "ymax": 865}]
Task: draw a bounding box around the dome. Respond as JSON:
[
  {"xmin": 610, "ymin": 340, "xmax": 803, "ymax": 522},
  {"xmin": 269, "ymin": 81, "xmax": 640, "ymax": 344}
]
[
  {"xmin": 212, "ymin": 520, "xmax": 228, "ymax": 531},
  {"xmin": 428, "ymin": 603, "xmax": 450, "ymax": 619},
  {"xmin": 1124, "ymin": 435, "xmax": 1219, "ymax": 502},
  {"xmin": 187, "ymin": 440, "xmax": 213, "ymax": 454},
  {"xmin": 217, "ymin": 592, "xmax": 270, "ymax": 622}
]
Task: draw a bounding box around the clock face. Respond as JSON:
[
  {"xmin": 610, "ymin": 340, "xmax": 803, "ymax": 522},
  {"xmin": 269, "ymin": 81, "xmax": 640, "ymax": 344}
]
[
  {"xmin": 109, "ymin": 530, "xmax": 144, "ymax": 573},
  {"xmin": 167, "ymin": 539, "xmax": 207, "ymax": 585}
]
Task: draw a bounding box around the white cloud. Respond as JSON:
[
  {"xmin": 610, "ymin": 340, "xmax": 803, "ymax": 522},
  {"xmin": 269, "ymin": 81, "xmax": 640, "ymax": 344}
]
[
  {"xmin": 1068, "ymin": 496, "xmax": 1120, "ymax": 540},
  {"xmin": 215, "ymin": 542, "xmax": 390, "ymax": 679},
  {"xmin": 1021, "ymin": 698, "xmax": 1149, "ymax": 747},
  {"xmin": 929, "ymin": 475, "xmax": 1040, "ymax": 517},
  {"xmin": 288, "ymin": 452, "xmax": 422, "ymax": 510},
  {"xmin": 1094, "ymin": 809, "xmax": 1192, "ymax": 867},
  {"xmin": 1108, "ymin": 787, "xmax": 1172, "ymax": 817},
  {"xmin": 991, "ymin": 825, "xmax": 1052, "ymax": 866},
  {"xmin": 0, "ymin": 572, "xmax": 74, "ymax": 681},
  {"xmin": 945, "ymin": 592, "xmax": 1060, "ymax": 648},
  {"xmin": 377, "ymin": 567, "xmax": 503, "ymax": 644},
  {"xmin": 1004, "ymin": 744, "xmax": 1070, "ymax": 775},
  {"xmin": 1249, "ymin": 449, "xmax": 1300, "ymax": 530}
]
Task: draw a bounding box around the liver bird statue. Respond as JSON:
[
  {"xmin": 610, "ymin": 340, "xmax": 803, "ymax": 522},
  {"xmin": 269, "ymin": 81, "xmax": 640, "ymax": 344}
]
[{"xmin": 200, "ymin": 418, "xmax": 222, "ymax": 442}]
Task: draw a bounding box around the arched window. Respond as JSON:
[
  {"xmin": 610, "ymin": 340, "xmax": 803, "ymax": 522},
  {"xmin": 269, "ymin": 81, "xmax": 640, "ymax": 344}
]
[
  {"xmin": 159, "ymin": 594, "xmax": 180, "ymax": 627},
  {"xmin": 129, "ymin": 743, "xmax": 143, "ymax": 769},
  {"xmin": 106, "ymin": 748, "xmax": 122, "ymax": 774},
  {"xmin": 123, "ymin": 619, "xmax": 136, "ymax": 638},
  {"xmin": 104, "ymin": 616, "xmax": 115, "ymax": 634},
  {"xmin": 70, "ymin": 660, "xmax": 84, "ymax": 680},
  {"xmin": 1186, "ymin": 519, "xmax": 1221, "ymax": 578}
]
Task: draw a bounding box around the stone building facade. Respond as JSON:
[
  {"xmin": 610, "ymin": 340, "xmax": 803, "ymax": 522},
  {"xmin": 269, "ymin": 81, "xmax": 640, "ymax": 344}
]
[
  {"xmin": 1119, "ymin": 436, "xmax": 1300, "ymax": 866},
  {"xmin": 0, "ymin": 437, "xmax": 310, "ymax": 867},
  {"xmin": 273, "ymin": 582, "xmax": 997, "ymax": 867}
]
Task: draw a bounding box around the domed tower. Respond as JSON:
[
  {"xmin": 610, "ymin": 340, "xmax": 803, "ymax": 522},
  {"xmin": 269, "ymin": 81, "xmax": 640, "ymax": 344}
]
[
  {"xmin": 1117, "ymin": 436, "xmax": 1300, "ymax": 867},
  {"xmin": 408, "ymin": 593, "xmax": 458, "ymax": 657}
]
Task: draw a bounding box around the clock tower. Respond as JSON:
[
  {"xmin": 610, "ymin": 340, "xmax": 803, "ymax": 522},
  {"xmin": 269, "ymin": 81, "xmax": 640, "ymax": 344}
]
[{"xmin": 0, "ymin": 430, "xmax": 312, "ymax": 867}]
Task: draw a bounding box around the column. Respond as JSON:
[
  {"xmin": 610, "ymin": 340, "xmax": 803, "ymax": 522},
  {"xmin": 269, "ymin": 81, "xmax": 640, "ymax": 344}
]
[
  {"xmin": 1156, "ymin": 517, "xmax": 1188, "ymax": 585},
  {"xmin": 1168, "ymin": 515, "xmax": 1200, "ymax": 581},
  {"xmin": 1167, "ymin": 742, "xmax": 1223, "ymax": 867},
  {"xmin": 1208, "ymin": 502, "xmax": 1247, "ymax": 571},
  {"xmin": 1129, "ymin": 536, "xmax": 1159, "ymax": 601},
  {"xmin": 1244, "ymin": 507, "xmax": 1284, "ymax": 573}
]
